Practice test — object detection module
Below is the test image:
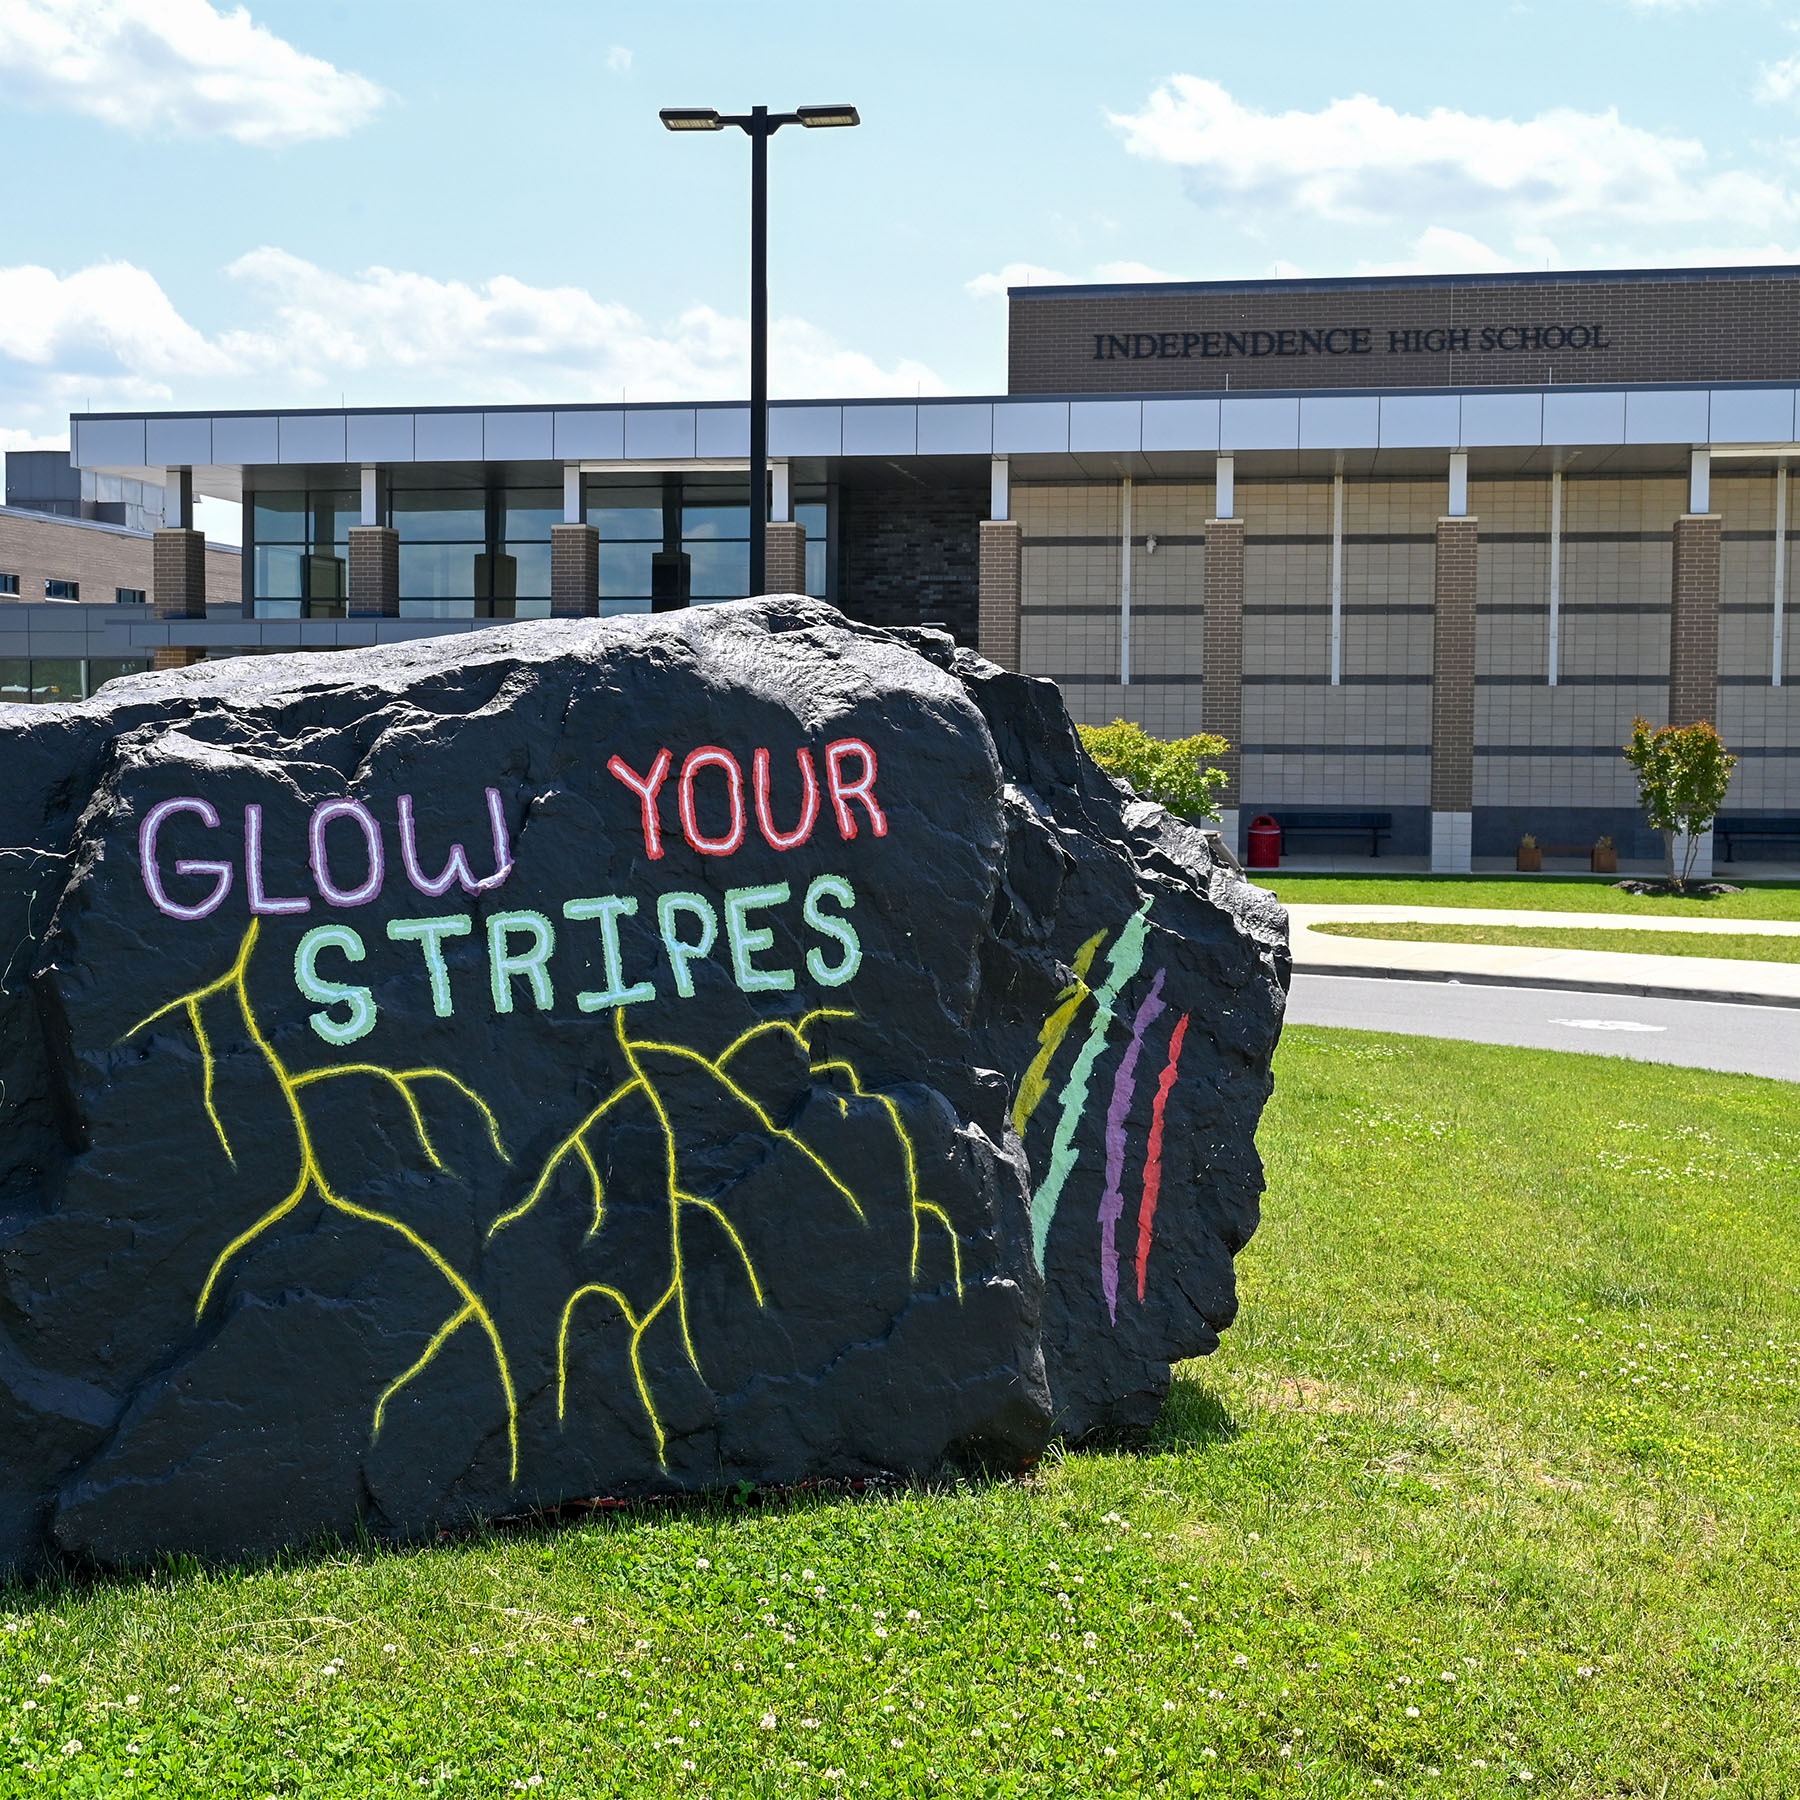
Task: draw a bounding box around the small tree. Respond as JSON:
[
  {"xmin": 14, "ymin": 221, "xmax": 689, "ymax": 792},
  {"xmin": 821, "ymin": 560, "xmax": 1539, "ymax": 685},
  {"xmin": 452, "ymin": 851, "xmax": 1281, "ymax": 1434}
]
[
  {"xmin": 1622, "ymin": 718, "xmax": 1737, "ymax": 889},
  {"xmin": 1076, "ymin": 719, "xmax": 1232, "ymax": 823}
]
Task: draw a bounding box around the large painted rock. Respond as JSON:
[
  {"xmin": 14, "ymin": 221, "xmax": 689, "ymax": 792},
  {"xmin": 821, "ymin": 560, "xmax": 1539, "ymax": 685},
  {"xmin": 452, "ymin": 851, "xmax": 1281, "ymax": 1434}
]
[{"xmin": 0, "ymin": 597, "xmax": 1286, "ymax": 1570}]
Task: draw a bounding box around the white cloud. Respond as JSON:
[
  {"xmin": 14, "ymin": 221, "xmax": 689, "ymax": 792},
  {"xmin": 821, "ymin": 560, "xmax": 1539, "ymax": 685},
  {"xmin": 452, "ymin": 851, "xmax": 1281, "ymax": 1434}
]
[
  {"xmin": 0, "ymin": 252, "xmax": 950, "ymax": 447},
  {"xmin": 965, "ymin": 258, "xmax": 1181, "ymax": 299},
  {"xmin": 605, "ymin": 44, "xmax": 631, "ymax": 73},
  {"xmin": 1757, "ymin": 53, "xmax": 1800, "ymax": 103},
  {"xmin": 0, "ymin": 0, "xmax": 386, "ymax": 145},
  {"xmin": 1110, "ymin": 76, "xmax": 1799, "ymax": 236},
  {"xmin": 1351, "ymin": 226, "xmax": 1525, "ymax": 277}
]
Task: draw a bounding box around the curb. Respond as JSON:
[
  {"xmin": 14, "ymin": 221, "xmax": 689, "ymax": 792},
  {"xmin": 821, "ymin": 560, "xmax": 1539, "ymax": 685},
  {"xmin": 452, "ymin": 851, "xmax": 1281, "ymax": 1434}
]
[{"xmin": 1290, "ymin": 963, "xmax": 1800, "ymax": 1010}]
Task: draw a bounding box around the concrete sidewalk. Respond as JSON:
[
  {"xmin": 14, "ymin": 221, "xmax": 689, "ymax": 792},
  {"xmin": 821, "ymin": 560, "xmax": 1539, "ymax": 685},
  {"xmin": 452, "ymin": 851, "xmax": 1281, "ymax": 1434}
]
[{"xmin": 1286, "ymin": 904, "xmax": 1800, "ymax": 1008}]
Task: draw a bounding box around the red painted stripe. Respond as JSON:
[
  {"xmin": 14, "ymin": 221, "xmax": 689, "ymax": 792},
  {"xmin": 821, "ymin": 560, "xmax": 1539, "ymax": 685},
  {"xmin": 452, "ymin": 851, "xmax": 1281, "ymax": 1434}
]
[{"xmin": 1136, "ymin": 1012, "xmax": 1189, "ymax": 1304}]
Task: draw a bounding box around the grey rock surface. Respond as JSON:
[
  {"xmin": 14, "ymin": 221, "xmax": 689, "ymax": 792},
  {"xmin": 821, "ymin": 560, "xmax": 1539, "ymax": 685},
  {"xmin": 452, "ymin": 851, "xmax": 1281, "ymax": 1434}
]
[{"xmin": 0, "ymin": 597, "xmax": 1286, "ymax": 1570}]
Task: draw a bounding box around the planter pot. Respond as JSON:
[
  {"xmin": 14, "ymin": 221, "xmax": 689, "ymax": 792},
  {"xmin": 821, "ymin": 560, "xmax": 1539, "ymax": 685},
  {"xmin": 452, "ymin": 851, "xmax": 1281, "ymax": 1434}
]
[
  {"xmin": 1516, "ymin": 848, "xmax": 1543, "ymax": 871},
  {"xmin": 1591, "ymin": 847, "xmax": 1618, "ymax": 874}
]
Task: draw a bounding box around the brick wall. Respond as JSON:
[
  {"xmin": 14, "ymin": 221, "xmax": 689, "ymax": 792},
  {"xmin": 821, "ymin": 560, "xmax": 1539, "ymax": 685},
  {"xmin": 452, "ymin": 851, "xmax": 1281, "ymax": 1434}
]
[
  {"xmin": 838, "ymin": 482, "xmax": 985, "ymax": 642},
  {"xmin": 1430, "ymin": 517, "xmax": 1479, "ymax": 812},
  {"xmin": 1, "ymin": 508, "xmax": 238, "ymax": 608},
  {"xmin": 1669, "ymin": 514, "xmax": 1723, "ymax": 726},
  {"xmin": 1010, "ymin": 268, "xmax": 1800, "ymax": 393}
]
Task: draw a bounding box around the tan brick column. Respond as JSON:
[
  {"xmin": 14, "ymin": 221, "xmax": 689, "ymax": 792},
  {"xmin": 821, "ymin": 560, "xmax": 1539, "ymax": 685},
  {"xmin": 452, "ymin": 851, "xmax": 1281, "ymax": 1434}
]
[
  {"xmin": 348, "ymin": 526, "xmax": 400, "ymax": 617},
  {"xmin": 550, "ymin": 523, "xmax": 599, "ymax": 617},
  {"xmin": 978, "ymin": 519, "xmax": 1022, "ymax": 670},
  {"xmin": 152, "ymin": 527, "xmax": 207, "ymax": 668},
  {"xmin": 764, "ymin": 520, "xmax": 807, "ymax": 595},
  {"xmin": 1669, "ymin": 513, "xmax": 1722, "ymax": 725},
  {"xmin": 1430, "ymin": 516, "xmax": 1479, "ymax": 871},
  {"xmin": 1200, "ymin": 518, "xmax": 1245, "ymax": 815}
]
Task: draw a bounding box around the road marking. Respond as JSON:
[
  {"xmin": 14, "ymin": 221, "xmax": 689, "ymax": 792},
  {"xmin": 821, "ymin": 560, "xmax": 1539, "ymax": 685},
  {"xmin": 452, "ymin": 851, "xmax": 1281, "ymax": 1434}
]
[{"xmin": 1548, "ymin": 1018, "xmax": 1668, "ymax": 1033}]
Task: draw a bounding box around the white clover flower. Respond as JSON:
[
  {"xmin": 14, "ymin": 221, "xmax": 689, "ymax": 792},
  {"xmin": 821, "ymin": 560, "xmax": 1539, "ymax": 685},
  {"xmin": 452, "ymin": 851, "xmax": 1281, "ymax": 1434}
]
[
  {"xmin": 1405, "ymin": 1706, "xmax": 1420, "ymax": 1718},
  {"xmin": 1231, "ymin": 1653, "xmax": 1248, "ymax": 1667},
  {"xmin": 696, "ymin": 1558, "xmax": 710, "ymax": 1571},
  {"xmin": 61, "ymin": 1740, "xmax": 82, "ymax": 1756},
  {"xmin": 34, "ymin": 1674, "xmax": 52, "ymax": 1687},
  {"xmin": 760, "ymin": 1712, "xmax": 777, "ymax": 1730},
  {"xmin": 873, "ymin": 1627, "xmax": 889, "ymax": 1640},
  {"xmin": 21, "ymin": 1699, "xmax": 36, "ymax": 1712},
  {"xmin": 889, "ymin": 1737, "xmax": 904, "ymax": 1749},
  {"xmin": 1440, "ymin": 1670, "xmax": 1456, "ymax": 1682},
  {"xmin": 905, "ymin": 1609, "xmax": 921, "ymax": 1622},
  {"xmin": 1050, "ymin": 1726, "xmax": 1065, "ymax": 1739}
]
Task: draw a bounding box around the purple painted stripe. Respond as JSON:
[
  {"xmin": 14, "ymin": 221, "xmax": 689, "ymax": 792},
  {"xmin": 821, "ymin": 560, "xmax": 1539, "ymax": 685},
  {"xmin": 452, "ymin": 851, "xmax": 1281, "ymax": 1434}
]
[{"xmin": 1098, "ymin": 967, "xmax": 1167, "ymax": 1322}]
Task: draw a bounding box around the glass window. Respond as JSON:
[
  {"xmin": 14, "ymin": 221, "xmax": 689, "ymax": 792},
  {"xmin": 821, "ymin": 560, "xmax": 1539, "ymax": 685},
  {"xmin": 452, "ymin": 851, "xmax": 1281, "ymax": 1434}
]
[
  {"xmin": 681, "ymin": 503, "xmax": 749, "ymax": 542},
  {"xmin": 588, "ymin": 486, "xmax": 664, "ymax": 541},
  {"xmin": 43, "ymin": 579, "xmax": 79, "ymax": 601},
  {"xmin": 393, "ymin": 490, "xmax": 486, "ymax": 543},
  {"xmin": 0, "ymin": 659, "xmax": 28, "ymax": 702},
  {"xmin": 688, "ymin": 540, "xmax": 748, "ymax": 599},
  {"xmin": 30, "ymin": 659, "xmax": 82, "ymax": 702},
  {"xmin": 253, "ymin": 492, "xmax": 306, "ymax": 543},
  {"xmin": 502, "ymin": 488, "xmax": 561, "ymax": 541},
  {"xmin": 0, "ymin": 573, "xmax": 18, "ymax": 596},
  {"xmin": 255, "ymin": 545, "xmax": 305, "ymax": 599},
  {"xmin": 89, "ymin": 658, "xmax": 149, "ymax": 693},
  {"xmin": 312, "ymin": 492, "xmax": 360, "ymax": 553},
  {"xmin": 399, "ymin": 542, "xmax": 480, "ymax": 598},
  {"xmin": 599, "ymin": 542, "xmax": 657, "ymax": 599},
  {"xmin": 805, "ymin": 539, "xmax": 827, "ymax": 598},
  {"xmin": 505, "ymin": 541, "xmax": 552, "ymax": 597},
  {"xmin": 255, "ymin": 599, "xmax": 303, "ymax": 620},
  {"xmin": 114, "ymin": 587, "xmax": 147, "ymax": 606}
]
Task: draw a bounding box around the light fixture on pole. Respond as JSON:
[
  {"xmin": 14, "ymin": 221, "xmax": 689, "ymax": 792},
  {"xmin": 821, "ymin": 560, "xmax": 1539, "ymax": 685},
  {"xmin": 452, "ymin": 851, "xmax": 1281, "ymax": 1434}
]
[{"xmin": 660, "ymin": 102, "xmax": 860, "ymax": 599}]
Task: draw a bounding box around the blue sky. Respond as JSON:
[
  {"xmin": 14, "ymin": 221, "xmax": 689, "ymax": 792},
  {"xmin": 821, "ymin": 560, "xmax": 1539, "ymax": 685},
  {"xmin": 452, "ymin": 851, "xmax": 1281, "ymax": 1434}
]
[{"xmin": 7, "ymin": 0, "xmax": 1800, "ymax": 529}]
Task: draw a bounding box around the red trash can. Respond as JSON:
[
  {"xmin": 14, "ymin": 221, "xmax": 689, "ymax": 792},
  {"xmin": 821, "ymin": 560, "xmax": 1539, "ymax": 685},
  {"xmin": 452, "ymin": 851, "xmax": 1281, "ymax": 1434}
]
[{"xmin": 1246, "ymin": 814, "xmax": 1281, "ymax": 869}]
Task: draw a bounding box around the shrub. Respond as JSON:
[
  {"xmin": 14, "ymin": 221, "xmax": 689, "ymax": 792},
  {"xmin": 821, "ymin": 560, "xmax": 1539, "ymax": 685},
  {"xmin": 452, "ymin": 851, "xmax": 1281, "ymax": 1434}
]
[
  {"xmin": 1075, "ymin": 719, "xmax": 1232, "ymax": 823},
  {"xmin": 1622, "ymin": 719, "xmax": 1738, "ymax": 889}
]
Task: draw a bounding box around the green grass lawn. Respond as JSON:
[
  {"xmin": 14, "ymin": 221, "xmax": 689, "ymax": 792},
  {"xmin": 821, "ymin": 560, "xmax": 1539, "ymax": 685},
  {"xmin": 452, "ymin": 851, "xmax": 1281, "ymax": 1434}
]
[
  {"xmin": 5, "ymin": 1030, "xmax": 1799, "ymax": 1797},
  {"xmin": 1262, "ymin": 873, "xmax": 1800, "ymax": 921},
  {"xmin": 1308, "ymin": 920, "xmax": 1800, "ymax": 964}
]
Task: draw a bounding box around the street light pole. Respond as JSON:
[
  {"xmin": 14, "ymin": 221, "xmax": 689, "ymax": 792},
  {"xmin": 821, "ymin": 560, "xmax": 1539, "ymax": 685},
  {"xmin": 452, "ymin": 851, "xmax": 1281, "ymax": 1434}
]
[
  {"xmin": 748, "ymin": 105, "xmax": 769, "ymax": 598},
  {"xmin": 660, "ymin": 102, "xmax": 860, "ymax": 600}
]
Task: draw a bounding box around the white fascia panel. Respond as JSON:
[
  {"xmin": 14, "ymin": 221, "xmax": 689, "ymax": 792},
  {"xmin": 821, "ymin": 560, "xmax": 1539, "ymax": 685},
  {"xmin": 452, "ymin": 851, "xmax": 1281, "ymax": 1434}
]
[
  {"xmin": 1542, "ymin": 390, "xmax": 1626, "ymax": 446},
  {"xmin": 278, "ymin": 414, "xmax": 349, "ymax": 464},
  {"xmin": 1068, "ymin": 400, "xmax": 1142, "ymax": 454},
  {"xmin": 1378, "ymin": 393, "xmax": 1461, "ymax": 449},
  {"xmin": 482, "ymin": 411, "xmax": 554, "ymax": 460},
  {"xmin": 553, "ymin": 410, "xmax": 625, "ymax": 459},
  {"xmin": 1708, "ymin": 388, "xmax": 1797, "ymax": 444},
  {"xmin": 1458, "ymin": 392, "xmax": 1543, "ymax": 448},
  {"xmin": 623, "ymin": 410, "xmax": 697, "ymax": 460},
  {"xmin": 1220, "ymin": 395, "xmax": 1299, "ymax": 451},
  {"xmin": 916, "ymin": 403, "xmax": 994, "ymax": 455},
  {"xmin": 769, "ymin": 406, "xmax": 843, "ymax": 456},
  {"xmin": 842, "ymin": 405, "xmax": 918, "ymax": 456},
  {"xmin": 145, "ymin": 417, "xmax": 213, "ymax": 466},
  {"xmin": 345, "ymin": 413, "xmax": 415, "ymax": 463},
  {"xmin": 1299, "ymin": 394, "xmax": 1379, "ymax": 450},
  {"xmin": 1141, "ymin": 398, "xmax": 1220, "ymax": 453},
  {"xmin": 73, "ymin": 417, "xmax": 147, "ymax": 470},
  {"xmin": 696, "ymin": 408, "xmax": 750, "ymax": 458},
  {"xmin": 992, "ymin": 401, "xmax": 1070, "ymax": 454},
  {"xmin": 1623, "ymin": 389, "xmax": 1709, "ymax": 445},
  {"xmin": 210, "ymin": 415, "xmax": 280, "ymax": 465},
  {"xmin": 413, "ymin": 412, "xmax": 483, "ymax": 461}
]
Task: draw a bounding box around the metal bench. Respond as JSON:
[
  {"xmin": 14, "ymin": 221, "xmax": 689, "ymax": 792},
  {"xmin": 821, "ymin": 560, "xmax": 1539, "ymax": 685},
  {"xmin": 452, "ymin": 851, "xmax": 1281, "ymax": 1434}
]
[
  {"xmin": 1715, "ymin": 814, "xmax": 1800, "ymax": 862},
  {"xmin": 1275, "ymin": 811, "xmax": 1393, "ymax": 858}
]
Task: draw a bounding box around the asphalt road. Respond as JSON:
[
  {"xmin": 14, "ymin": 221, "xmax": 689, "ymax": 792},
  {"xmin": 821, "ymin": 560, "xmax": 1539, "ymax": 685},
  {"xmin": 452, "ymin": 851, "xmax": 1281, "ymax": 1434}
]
[{"xmin": 1287, "ymin": 973, "xmax": 1800, "ymax": 1083}]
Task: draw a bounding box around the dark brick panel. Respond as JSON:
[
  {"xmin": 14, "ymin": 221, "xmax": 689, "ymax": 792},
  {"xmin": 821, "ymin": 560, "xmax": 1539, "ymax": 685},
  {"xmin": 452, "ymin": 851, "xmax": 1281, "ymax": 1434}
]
[{"xmin": 838, "ymin": 482, "xmax": 986, "ymax": 644}]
